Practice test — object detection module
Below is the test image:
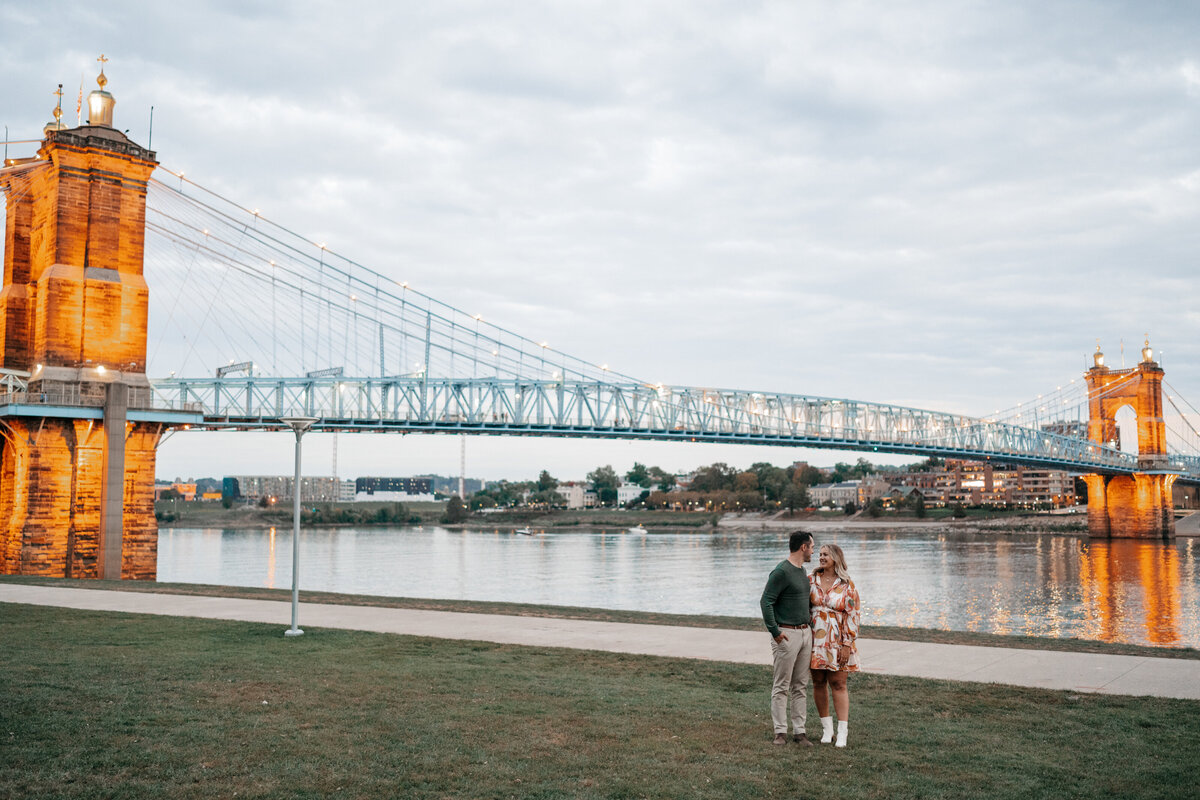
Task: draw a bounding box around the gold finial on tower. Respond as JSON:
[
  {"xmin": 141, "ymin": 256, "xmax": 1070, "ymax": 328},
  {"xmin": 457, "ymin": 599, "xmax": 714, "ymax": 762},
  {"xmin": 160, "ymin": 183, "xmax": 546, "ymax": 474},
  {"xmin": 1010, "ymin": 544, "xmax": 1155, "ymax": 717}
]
[
  {"xmin": 86, "ymin": 55, "xmax": 116, "ymax": 128},
  {"xmin": 44, "ymin": 84, "xmax": 67, "ymax": 135},
  {"xmin": 1093, "ymin": 340, "xmax": 1104, "ymax": 368},
  {"xmin": 1142, "ymin": 334, "xmax": 1154, "ymax": 364}
]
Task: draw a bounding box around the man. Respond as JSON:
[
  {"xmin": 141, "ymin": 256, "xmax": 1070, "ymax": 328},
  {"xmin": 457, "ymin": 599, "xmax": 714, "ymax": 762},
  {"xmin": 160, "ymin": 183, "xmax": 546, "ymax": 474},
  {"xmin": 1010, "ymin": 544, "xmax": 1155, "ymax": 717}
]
[{"xmin": 760, "ymin": 529, "xmax": 815, "ymax": 746}]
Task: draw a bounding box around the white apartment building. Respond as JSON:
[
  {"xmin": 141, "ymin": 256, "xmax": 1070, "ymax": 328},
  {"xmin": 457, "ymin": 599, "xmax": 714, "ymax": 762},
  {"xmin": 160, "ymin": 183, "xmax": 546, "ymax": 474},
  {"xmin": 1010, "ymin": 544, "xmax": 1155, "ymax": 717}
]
[{"xmin": 618, "ymin": 482, "xmax": 648, "ymax": 506}]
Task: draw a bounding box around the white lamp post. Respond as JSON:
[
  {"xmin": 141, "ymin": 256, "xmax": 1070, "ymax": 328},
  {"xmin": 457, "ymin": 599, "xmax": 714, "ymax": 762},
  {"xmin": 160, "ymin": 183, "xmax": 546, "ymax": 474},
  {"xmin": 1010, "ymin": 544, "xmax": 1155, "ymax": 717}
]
[{"xmin": 280, "ymin": 416, "xmax": 318, "ymax": 637}]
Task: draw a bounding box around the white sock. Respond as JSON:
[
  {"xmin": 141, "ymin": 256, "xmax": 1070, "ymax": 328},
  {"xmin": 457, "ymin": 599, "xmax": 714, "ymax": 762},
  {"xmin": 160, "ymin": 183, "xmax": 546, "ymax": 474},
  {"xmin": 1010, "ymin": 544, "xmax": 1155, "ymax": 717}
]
[
  {"xmin": 835, "ymin": 720, "xmax": 848, "ymax": 748},
  {"xmin": 819, "ymin": 716, "xmax": 833, "ymax": 743}
]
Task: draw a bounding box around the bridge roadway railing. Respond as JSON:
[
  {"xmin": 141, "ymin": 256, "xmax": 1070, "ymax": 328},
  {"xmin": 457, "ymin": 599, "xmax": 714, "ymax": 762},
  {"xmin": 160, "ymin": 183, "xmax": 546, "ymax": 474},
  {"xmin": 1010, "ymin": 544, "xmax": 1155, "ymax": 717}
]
[{"xmin": 148, "ymin": 375, "xmax": 1161, "ymax": 475}]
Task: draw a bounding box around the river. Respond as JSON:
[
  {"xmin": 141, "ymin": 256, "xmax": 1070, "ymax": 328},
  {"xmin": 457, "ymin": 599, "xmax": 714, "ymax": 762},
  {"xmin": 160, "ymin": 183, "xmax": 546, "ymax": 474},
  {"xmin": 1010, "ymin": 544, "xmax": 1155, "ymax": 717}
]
[{"xmin": 157, "ymin": 526, "xmax": 1200, "ymax": 648}]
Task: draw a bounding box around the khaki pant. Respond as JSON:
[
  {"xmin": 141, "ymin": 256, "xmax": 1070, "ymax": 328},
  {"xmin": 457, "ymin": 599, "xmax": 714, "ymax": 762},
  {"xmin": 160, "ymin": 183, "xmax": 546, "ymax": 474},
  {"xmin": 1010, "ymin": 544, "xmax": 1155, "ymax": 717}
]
[{"xmin": 769, "ymin": 626, "xmax": 813, "ymax": 735}]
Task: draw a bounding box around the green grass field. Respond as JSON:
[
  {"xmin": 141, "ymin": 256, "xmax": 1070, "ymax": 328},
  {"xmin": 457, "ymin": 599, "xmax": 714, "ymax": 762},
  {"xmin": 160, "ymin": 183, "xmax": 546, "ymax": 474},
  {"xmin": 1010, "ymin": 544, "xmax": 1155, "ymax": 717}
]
[{"xmin": 2, "ymin": 602, "xmax": 1198, "ymax": 799}]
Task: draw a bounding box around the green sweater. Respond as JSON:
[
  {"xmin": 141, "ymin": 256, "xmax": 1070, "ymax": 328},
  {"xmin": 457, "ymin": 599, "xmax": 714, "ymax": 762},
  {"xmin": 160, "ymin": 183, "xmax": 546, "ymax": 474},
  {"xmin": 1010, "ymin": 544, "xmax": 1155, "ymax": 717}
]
[{"xmin": 760, "ymin": 559, "xmax": 811, "ymax": 638}]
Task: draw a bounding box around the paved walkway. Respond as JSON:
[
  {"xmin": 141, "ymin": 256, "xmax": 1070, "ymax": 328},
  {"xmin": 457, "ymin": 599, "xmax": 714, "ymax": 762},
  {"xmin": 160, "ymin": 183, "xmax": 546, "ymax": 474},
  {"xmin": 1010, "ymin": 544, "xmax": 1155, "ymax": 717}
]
[{"xmin": 3, "ymin": 583, "xmax": 1198, "ymax": 701}]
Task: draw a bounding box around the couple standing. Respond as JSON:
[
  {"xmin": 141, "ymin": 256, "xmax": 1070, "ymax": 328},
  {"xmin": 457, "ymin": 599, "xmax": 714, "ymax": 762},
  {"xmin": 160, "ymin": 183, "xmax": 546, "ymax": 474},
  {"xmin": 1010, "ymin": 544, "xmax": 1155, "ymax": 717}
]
[{"xmin": 760, "ymin": 530, "xmax": 860, "ymax": 748}]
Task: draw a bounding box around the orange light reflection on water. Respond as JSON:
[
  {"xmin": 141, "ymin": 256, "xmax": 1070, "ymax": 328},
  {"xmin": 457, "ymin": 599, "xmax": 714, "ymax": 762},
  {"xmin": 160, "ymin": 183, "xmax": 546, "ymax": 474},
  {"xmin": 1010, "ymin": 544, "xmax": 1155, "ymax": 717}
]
[
  {"xmin": 266, "ymin": 527, "xmax": 276, "ymax": 589},
  {"xmin": 1077, "ymin": 539, "xmax": 1182, "ymax": 645}
]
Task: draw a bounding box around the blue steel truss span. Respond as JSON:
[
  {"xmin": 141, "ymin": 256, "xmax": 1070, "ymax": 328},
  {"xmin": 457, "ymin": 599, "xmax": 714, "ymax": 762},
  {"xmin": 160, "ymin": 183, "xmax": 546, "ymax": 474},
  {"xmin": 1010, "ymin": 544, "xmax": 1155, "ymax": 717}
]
[{"xmin": 146, "ymin": 375, "xmax": 1197, "ymax": 478}]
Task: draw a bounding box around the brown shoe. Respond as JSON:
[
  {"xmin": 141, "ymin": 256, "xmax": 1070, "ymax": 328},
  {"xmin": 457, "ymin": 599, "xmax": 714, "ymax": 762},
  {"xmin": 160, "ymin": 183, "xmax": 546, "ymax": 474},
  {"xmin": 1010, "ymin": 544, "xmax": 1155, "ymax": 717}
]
[
  {"xmin": 773, "ymin": 733, "xmax": 787, "ymax": 746},
  {"xmin": 793, "ymin": 733, "xmax": 814, "ymax": 747}
]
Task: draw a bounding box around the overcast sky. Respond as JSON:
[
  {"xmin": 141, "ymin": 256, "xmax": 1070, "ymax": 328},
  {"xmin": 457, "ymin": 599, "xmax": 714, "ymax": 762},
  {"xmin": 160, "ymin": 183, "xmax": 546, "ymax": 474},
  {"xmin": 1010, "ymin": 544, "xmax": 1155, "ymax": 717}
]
[{"xmin": 4, "ymin": 1, "xmax": 1200, "ymax": 483}]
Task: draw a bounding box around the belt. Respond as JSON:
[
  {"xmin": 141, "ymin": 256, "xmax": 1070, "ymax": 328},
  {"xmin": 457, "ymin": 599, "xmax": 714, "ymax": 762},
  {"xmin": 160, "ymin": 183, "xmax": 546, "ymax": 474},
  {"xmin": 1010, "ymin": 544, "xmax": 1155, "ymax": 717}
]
[{"xmin": 779, "ymin": 623, "xmax": 808, "ymax": 629}]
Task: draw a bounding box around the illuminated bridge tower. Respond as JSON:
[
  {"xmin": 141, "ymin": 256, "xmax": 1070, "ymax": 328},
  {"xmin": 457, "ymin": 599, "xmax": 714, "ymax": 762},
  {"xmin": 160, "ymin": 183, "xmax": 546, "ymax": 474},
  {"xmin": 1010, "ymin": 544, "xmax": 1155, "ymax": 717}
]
[
  {"xmin": 0, "ymin": 64, "xmax": 193, "ymax": 579},
  {"xmin": 1082, "ymin": 341, "xmax": 1176, "ymax": 539}
]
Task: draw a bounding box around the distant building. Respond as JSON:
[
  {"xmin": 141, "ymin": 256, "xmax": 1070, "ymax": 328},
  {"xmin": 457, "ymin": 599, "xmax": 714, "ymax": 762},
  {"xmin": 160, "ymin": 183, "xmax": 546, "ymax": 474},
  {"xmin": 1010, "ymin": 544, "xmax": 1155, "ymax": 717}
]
[
  {"xmin": 355, "ymin": 476, "xmax": 435, "ymax": 502},
  {"xmin": 414, "ymin": 474, "xmax": 484, "ymax": 496},
  {"xmin": 617, "ymin": 482, "xmax": 648, "ymax": 506},
  {"xmin": 810, "ymin": 481, "xmax": 860, "ymax": 507},
  {"xmin": 857, "ymin": 475, "xmax": 891, "ymax": 506},
  {"xmin": 226, "ymin": 476, "xmax": 346, "ymax": 503},
  {"xmin": 889, "ymin": 486, "xmax": 927, "ymax": 506},
  {"xmin": 560, "ymin": 482, "xmax": 587, "ymax": 509},
  {"xmin": 884, "ymin": 459, "xmax": 1075, "ymax": 508},
  {"xmin": 673, "ymin": 471, "xmax": 697, "ymax": 491},
  {"xmin": 172, "ymin": 482, "xmax": 197, "ymax": 501}
]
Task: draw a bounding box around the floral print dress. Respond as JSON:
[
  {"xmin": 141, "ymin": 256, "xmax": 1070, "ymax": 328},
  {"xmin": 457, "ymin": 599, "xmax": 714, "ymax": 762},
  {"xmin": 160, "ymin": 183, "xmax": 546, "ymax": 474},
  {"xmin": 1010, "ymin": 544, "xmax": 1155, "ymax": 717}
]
[{"xmin": 809, "ymin": 573, "xmax": 861, "ymax": 672}]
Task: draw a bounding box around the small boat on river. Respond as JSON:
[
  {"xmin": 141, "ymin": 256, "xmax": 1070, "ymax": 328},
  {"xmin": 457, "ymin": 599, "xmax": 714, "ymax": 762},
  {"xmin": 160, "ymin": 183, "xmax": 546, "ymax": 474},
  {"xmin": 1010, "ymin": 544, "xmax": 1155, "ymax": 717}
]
[
  {"xmin": 515, "ymin": 527, "xmax": 534, "ymax": 535},
  {"xmin": 627, "ymin": 524, "xmax": 647, "ymax": 534}
]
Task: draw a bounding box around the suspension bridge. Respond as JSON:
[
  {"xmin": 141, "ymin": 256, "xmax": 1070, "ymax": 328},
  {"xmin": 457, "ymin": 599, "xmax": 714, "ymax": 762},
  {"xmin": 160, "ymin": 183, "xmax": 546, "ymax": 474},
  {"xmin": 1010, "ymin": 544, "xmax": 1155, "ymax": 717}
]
[
  {"xmin": 6, "ymin": 165, "xmax": 1200, "ymax": 476},
  {"xmin": 0, "ymin": 71, "xmax": 1196, "ymax": 582},
  {"xmin": 21, "ymin": 164, "xmax": 1200, "ymax": 479}
]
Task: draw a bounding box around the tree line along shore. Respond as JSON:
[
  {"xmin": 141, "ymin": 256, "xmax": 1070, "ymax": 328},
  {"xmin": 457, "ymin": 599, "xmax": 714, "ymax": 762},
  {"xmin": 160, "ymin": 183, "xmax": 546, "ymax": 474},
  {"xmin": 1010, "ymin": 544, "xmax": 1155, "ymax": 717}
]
[
  {"xmin": 158, "ymin": 455, "xmax": 1101, "ymax": 530},
  {"xmin": 154, "ymin": 499, "xmax": 1090, "ymax": 533}
]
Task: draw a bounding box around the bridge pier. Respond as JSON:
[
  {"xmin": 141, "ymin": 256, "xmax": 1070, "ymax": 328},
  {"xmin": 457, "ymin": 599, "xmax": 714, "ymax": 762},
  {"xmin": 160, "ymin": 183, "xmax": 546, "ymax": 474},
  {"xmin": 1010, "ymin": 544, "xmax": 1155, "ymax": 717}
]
[
  {"xmin": 0, "ymin": 407, "xmax": 160, "ymax": 579},
  {"xmin": 1083, "ymin": 472, "xmax": 1176, "ymax": 540}
]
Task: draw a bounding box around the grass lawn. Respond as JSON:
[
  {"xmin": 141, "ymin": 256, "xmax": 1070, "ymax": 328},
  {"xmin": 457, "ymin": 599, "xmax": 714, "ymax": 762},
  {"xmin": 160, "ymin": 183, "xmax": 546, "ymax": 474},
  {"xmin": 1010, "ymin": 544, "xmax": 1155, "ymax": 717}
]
[
  {"xmin": 2, "ymin": 603, "xmax": 1198, "ymax": 799},
  {"xmin": 4, "ymin": 574, "xmax": 1197, "ymax": 661}
]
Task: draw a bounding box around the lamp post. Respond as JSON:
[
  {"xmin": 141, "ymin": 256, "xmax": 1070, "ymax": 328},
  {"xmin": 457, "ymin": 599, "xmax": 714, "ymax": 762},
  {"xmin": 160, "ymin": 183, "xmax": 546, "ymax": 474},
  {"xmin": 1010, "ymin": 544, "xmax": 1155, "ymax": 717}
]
[{"xmin": 280, "ymin": 416, "xmax": 318, "ymax": 637}]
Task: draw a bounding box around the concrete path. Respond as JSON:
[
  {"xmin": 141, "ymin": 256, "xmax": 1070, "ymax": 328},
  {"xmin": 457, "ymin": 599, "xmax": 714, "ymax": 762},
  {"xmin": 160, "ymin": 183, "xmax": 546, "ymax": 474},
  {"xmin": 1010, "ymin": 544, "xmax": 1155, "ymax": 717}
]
[{"xmin": 3, "ymin": 583, "xmax": 1198, "ymax": 701}]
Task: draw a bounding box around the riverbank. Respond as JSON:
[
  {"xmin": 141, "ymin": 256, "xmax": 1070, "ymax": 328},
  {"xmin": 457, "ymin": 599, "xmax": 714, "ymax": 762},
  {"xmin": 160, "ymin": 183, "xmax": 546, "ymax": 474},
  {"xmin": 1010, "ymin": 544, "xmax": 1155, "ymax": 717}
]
[
  {"xmin": 156, "ymin": 501, "xmax": 1115, "ymax": 535},
  {"xmin": 2, "ymin": 596, "xmax": 1197, "ymax": 799},
  {"xmin": 717, "ymin": 511, "xmax": 1091, "ymax": 534},
  {"xmin": 154, "ymin": 500, "xmax": 447, "ymax": 529}
]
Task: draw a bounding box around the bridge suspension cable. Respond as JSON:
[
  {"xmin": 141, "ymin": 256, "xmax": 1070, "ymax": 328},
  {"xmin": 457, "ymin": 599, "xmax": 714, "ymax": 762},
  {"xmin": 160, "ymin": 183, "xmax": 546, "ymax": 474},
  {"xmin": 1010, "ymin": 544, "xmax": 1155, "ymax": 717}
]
[
  {"xmin": 1163, "ymin": 381, "xmax": 1200, "ymax": 457},
  {"xmin": 143, "ymin": 167, "xmax": 642, "ymax": 387}
]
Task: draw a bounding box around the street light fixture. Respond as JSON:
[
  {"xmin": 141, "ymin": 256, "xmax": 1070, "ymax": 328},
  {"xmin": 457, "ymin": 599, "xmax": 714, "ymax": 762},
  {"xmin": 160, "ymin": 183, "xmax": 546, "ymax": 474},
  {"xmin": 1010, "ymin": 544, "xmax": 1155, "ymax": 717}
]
[{"xmin": 280, "ymin": 416, "xmax": 318, "ymax": 637}]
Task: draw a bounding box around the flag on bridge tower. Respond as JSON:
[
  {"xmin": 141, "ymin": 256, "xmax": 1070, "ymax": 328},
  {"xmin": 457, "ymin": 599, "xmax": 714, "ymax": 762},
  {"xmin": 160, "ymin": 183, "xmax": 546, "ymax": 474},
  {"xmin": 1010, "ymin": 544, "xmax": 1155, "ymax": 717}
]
[{"xmin": 75, "ymin": 74, "xmax": 83, "ymax": 125}]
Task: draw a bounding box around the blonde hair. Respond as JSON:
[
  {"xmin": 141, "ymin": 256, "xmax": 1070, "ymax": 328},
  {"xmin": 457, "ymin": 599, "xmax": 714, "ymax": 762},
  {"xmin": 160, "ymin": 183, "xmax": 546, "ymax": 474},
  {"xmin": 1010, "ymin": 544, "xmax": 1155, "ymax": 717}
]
[{"xmin": 817, "ymin": 544, "xmax": 851, "ymax": 583}]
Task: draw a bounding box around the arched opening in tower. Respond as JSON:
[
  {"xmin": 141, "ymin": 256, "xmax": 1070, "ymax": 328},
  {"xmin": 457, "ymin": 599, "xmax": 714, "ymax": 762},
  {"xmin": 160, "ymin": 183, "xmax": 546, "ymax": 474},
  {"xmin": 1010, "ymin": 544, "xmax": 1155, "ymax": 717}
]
[{"xmin": 1113, "ymin": 404, "xmax": 1138, "ymax": 456}]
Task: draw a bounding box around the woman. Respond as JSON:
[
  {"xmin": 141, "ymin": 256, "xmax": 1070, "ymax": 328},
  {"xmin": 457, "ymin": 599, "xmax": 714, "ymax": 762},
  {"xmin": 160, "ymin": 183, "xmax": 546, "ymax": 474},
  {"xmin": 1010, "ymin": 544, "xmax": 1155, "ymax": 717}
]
[{"xmin": 809, "ymin": 543, "xmax": 861, "ymax": 747}]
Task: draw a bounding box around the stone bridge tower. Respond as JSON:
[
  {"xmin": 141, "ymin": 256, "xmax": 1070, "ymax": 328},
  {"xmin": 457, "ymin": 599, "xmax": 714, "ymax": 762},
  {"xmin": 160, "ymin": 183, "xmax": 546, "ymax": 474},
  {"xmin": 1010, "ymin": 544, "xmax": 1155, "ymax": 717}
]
[
  {"xmin": 0, "ymin": 63, "xmax": 170, "ymax": 579},
  {"xmin": 1082, "ymin": 341, "xmax": 1176, "ymax": 539}
]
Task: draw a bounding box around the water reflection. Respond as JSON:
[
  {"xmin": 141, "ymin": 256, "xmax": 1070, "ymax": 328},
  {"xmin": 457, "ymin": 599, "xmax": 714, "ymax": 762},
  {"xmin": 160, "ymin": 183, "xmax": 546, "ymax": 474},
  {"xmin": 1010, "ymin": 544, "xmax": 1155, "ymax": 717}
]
[
  {"xmin": 1078, "ymin": 539, "xmax": 1183, "ymax": 645},
  {"xmin": 266, "ymin": 527, "xmax": 276, "ymax": 589},
  {"xmin": 156, "ymin": 527, "xmax": 1200, "ymax": 648}
]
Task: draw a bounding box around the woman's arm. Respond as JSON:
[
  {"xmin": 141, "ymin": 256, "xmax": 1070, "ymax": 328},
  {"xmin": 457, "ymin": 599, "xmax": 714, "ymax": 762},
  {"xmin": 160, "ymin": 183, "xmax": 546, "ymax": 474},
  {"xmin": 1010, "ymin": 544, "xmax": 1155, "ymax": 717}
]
[{"xmin": 842, "ymin": 580, "xmax": 861, "ymax": 645}]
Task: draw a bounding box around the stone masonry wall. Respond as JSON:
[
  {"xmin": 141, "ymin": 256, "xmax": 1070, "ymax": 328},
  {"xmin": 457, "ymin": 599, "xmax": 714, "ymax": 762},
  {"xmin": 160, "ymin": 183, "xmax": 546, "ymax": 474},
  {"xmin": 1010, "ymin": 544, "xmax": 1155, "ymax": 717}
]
[
  {"xmin": 121, "ymin": 424, "xmax": 160, "ymax": 579},
  {"xmin": 0, "ymin": 127, "xmax": 160, "ymax": 579},
  {"xmin": 0, "ymin": 418, "xmax": 157, "ymax": 579}
]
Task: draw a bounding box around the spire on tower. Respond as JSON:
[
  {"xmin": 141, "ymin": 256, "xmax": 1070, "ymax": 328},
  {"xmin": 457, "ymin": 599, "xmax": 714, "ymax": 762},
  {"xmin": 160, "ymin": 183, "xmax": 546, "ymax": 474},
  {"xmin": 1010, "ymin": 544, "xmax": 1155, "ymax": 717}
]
[
  {"xmin": 86, "ymin": 54, "xmax": 115, "ymax": 127},
  {"xmin": 44, "ymin": 84, "xmax": 67, "ymax": 135}
]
